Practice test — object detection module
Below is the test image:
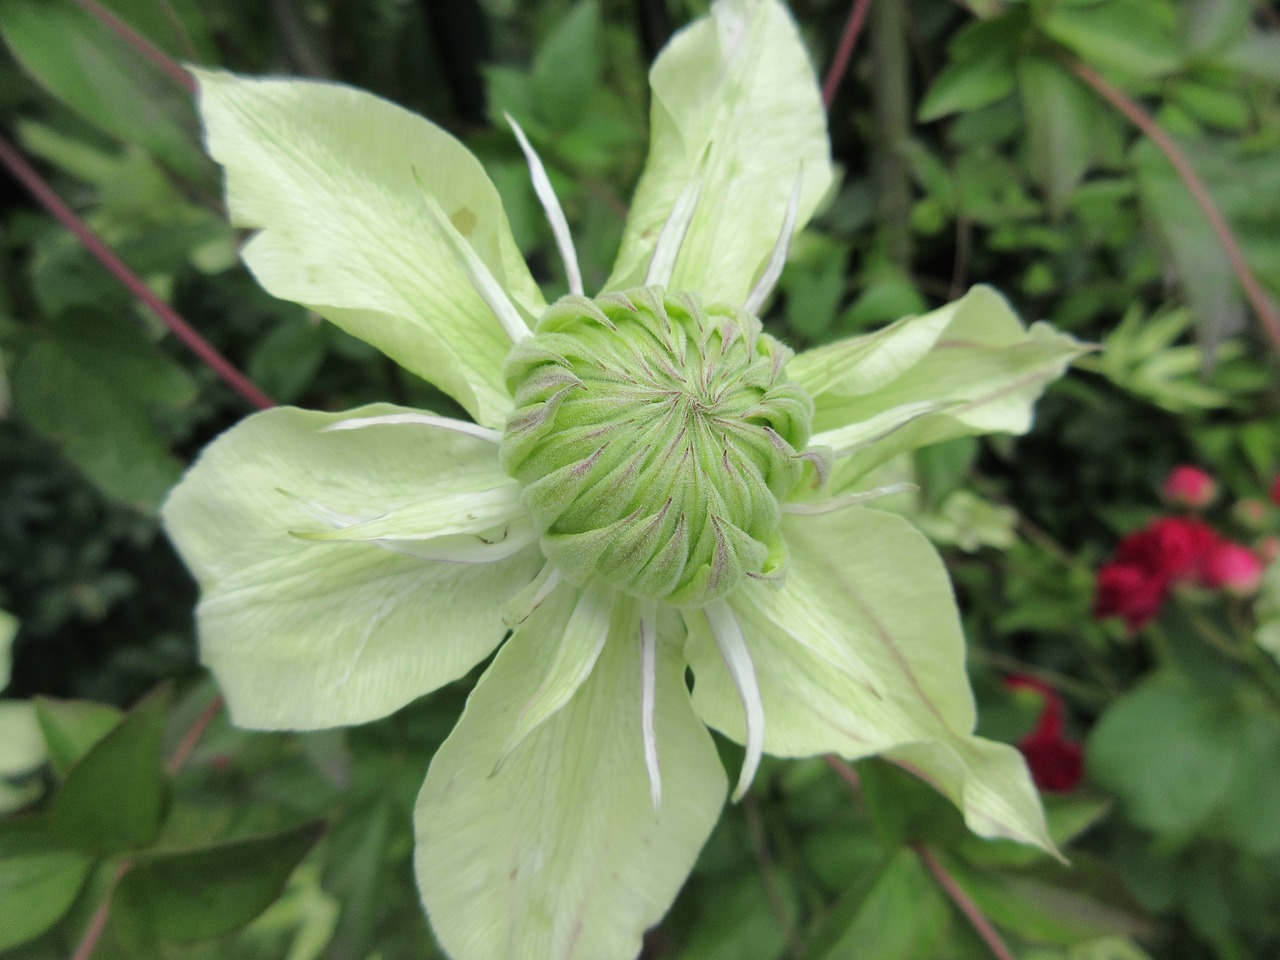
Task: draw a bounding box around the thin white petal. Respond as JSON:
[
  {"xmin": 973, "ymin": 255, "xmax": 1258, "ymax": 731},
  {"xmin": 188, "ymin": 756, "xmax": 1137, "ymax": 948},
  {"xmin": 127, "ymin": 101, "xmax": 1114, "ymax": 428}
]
[
  {"xmin": 414, "ymin": 171, "xmax": 531, "ymax": 343},
  {"xmin": 783, "ymin": 483, "xmax": 917, "ymax": 515},
  {"xmin": 645, "ymin": 175, "xmax": 704, "ymax": 288},
  {"xmin": 506, "ymin": 113, "xmax": 583, "ymax": 297},
  {"xmin": 743, "ymin": 170, "xmax": 803, "ymax": 315},
  {"xmin": 322, "ymin": 412, "xmax": 502, "ymax": 443},
  {"xmin": 640, "ymin": 599, "xmax": 661, "ymax": 810},
  {"xmin": 704, "ymin": 600, "xmax": 764, "ymax": 802}
]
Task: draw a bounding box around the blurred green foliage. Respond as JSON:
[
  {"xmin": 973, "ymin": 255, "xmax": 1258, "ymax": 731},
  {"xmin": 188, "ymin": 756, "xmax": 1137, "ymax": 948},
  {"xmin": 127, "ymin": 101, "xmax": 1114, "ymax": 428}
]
[{"xmin": 1, "ymin": 0, "xmax": 1279, "ymax": 957}]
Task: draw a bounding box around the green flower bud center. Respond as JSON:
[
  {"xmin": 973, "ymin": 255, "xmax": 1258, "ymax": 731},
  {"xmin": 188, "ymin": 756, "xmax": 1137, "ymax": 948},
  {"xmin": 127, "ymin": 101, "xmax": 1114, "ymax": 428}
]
[{"xmin": 500, "ymin": 286, "xmax": 813, "ymax": 607}]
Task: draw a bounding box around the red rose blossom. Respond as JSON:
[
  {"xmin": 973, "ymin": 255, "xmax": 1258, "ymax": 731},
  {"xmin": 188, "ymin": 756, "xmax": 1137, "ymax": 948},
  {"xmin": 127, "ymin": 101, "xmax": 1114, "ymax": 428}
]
[
  {"xmin": 1161, "ymin": 465, "xmax": 1217, "ymax": 509},
  {"xmin": 1093, "ymin": 562, "xmax": 1166, "ymax": 630},
  {"xmin": 1005, "ymin": 675, "xmax": 1083, "ymax": 792},
  {"xmin": 1201, "ymin": 541, "xmax": 1264, "ymax": 596},
  {"xmin": 1094, "ymin": 516, "xmax": 1221, "ymax": 630}
]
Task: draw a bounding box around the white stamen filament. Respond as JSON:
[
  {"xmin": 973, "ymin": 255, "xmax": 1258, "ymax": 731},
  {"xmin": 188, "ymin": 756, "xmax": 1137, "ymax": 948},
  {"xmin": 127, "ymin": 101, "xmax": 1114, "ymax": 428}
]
[
  {"xmin": 782, "ymin": 483, "xmax": 917, "ymax": 515},
  {"xmin": 743, "ymin": 170, "xmax": 803, "ymax": 315},
  {"xmin": 704, "ymin": 600, "xmax": 764, "ymax": 802},
  {"xmin": 414, "ymin": 170, "xmax": 531, "ymax": 343},
  {"xmin": 645, "ymin": 175, "xmax": 704, "ymax": 288},
  {"xmin": 506, "ymin": 113, "xmax": 584, "ymax": 297},
  {"xmin": 323, "ymin": 412, "xmax": 502, "ymax": 444},
  {"xmin": 639, "ymin": 600, "xmax": 661, "ymax": 810}
]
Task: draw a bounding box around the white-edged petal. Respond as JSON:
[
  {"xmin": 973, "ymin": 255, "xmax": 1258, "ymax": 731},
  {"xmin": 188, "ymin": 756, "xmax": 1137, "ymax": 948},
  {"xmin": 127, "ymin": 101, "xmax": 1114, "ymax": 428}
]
[
  {"xmin": 506, "ymin": 113, "xmax": 583, "ymax": 297},
  {"xmin": 703, "ymin": 599, "xmax": 765, "ymax": 802}
]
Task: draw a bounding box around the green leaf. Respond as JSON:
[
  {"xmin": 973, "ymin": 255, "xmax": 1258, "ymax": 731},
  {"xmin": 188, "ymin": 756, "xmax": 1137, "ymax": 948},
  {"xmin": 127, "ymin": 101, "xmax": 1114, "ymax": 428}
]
[
  {"xmin": 857, "ymin": 757, "xmax": 968, "ymax": 849},
  {"xmin": 1018, "ymin": 57, "xmax": 1096, "ymax": 218},
  {"xmin": 10, "ymin": 309, "xmax": 193, "ymax": 510},
  {"xmin": 33, "ymin": 697, "xmax": 124, "ymax": 778},
  {"xmin": 0, "ymin": 847, "xmax": 93, "ymax": 951},
  {"xmin": 531, "ymin": 1, "xmax": 600, "ymax": 131},
  {"xmin": 0, "ymin": 0, "xmax": 210, "ymax": 181},
  {"xmin": 1087, "ymin": 675, "xmax": 1234, "ymax": 833},
  {"xmin": 247, "ymin": 315, "xmax": 327, "ymax": 403},
  {"xmin": 0, "ymin": 701, "xmax": 43, "ymax": 779},
  {"xmin": 0, "ymin": 609, "xmax": 15, "ymax": 690},
  {"xmin": 685, "ymin": 506, "xmax": 1056, "ymax": 853},
  {"xmin": 606, "ymin": 0, "xmax": 833, "ymax": 303},
  {"xmin": 1039, "ymin": 0, "xmax": 1182, "ymax": 78},
  {"xmin": 1214, "ymin": 32, "xmax": 1280, "ymax": 81},
  {"xmin": 117, "ymin": 821, "xmax": 325, "ymax": 941},
  {"xmin": 918, "ymin": 56, "xmax": 1016, "ymax": 122},
  {"xmin": 160, "ymin": 404, "xmax": 542, "ymax": 730},
  {"xmin": 1257, "ymin": 559, "xmax": 1280, "ymax": 665},
  {"xmin": 194, "ymin": 68, "xmax": 545, "ymax": 428},
  {"xmin": 416, "ymin": 595, "xmax": 727, "ymax": 960},
  {"xmin": 811, "ymin": 849, "xmax": 951, "ymax": 960},
  {"xmin": 52, "ymin": 684, "xmax": 171, "ymax": 856}
]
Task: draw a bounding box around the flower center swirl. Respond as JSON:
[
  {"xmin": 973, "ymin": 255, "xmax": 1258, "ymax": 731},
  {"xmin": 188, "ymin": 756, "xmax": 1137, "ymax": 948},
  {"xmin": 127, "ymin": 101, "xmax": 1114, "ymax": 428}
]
[{"xmin": 500, "ymin": 286, "xmax": 814, "ymax": 607}]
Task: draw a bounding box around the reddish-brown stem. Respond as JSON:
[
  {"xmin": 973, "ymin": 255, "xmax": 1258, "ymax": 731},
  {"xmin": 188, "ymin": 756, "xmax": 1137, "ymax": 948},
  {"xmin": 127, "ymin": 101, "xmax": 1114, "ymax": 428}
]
[
  {"xmin": 823, "ymin": 0, "xmax": 875, "ymax": 108},
  {"xmin": 823, "ymin": 753, "xmax": 862, "ymax": 792},
  {"xmin": 1068, "ymin": 59, "xmax": 1280, "ymax": 357},
  {"xmin": 72, "ymin": 0, "xmax": 195, "ymax": 93},
  {"xmin": 166, "ymin": 694, "xmax": 225, "ymax": 775},
  {"xmin": 914, "ymin": 844, "xmax": 1017, "ymax": 960},
  {"xmin": 0, "ymin": 135, "xmax": 273, "ymax": 410}
]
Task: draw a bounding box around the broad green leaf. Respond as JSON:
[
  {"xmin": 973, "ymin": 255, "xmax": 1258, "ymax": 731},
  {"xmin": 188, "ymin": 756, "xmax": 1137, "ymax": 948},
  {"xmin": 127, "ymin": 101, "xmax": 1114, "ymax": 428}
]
[
  {"xmin": 33, "ymin": 697, "xmax": 124, "ymax": 778},
  {"xmin": 11, "ymin": 309, "xmax": 193, "ymax": 510},
  {"xmin": 246, "ymin": 316, "xmax": 327, "ymax": 404},
  {"xmin": 606, "ymin": 0, "xmax": 833, "ymax": 303},
  {"xmin": 685, "ymin": 506, "xmax": 1056, "ymax": 853},
  {"xmin": 812, "ymin": 849, "xmax": 951, "ymax": 960},
  {"xmin": 53, "ymin": 685, "xmax": 170, "ymax": 856},
  {"xmin": 161, "ymin": 404, "xmax": 542, "ymax": 729},
  {"xmin": 194, "ymin": 69, "xmax": 546, "ymax": 428},
  {"xmin": 0, "ymin": 848, "xmax": 92, "ymax": 951},
  {"xmin": 943, "ymin": 853, "xmax": 1149, "ymax": 945},
  {"xmin": 1018, "ymin": 57, "xmax": 1096, "ymax": 219},
  {"xmin": 117, "ymin": 821, "xmax": 325, "ymax": 941},
  {"xmin": 1039, "ymin": 0, "xmax": 1182, "ymax": 78},
  {"xmin": 1087, "ymin": 675, "xmax": 1235, "ymax": 833},
  {"xmin": 793, "ymin": 287, "xmax": 1082, "ymax": 492},
  {"xmin": 1218, "ymin": 709, "xmax": 1280, "ymax": 853},
  {"xmin": 0, "ymin": 609, "xmax": 15, "ymax": 690},
  {"xmin": 0, "ymin": 701, "xmax": 43, "ymax": 779},
  {"xmin": 0, "ymin": 0, "xmax": 210, "ymax": 181},
  {"xmin": 918, "ymin": 56, "xmax": 1016, "ymax": 122},
  {"xmin": 531, "ymin": 1, "xmax": 601, "ymax": 131},
  {"xmin": 676, "ymin": 871, "xmax": 798, "ymax": 960},
  {"xmin": 1257, "ymin": 558, "xmax": 1280, "ymax": 665},
  {"xmin": 416, "ymin": 595, "xmax": 727, "ymax": 960},
  {"xmin": 1214, "ymin": 32, "xmax": 1280, "ymax": 81}
]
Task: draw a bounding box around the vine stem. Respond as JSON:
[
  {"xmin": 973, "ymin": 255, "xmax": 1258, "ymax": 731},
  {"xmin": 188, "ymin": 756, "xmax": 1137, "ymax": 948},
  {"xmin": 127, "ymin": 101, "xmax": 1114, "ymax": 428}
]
[
  {"xmin": 72, "ymin": 0, "xmax": 195, "ymax": 93},
  {"xmin": 824, "ymin": 756, "xmax": 1017, "ymax": 960},
  {"xmin": 914, "ymin": 844, "xmax": 1017, "ymax": 960},
  {"xmin": 1067, "ymin": 59, "xmax": 1280, "ymax": 357},
  {"xmin": 822, "ymin": 0, "xmax": 875, "ymax": 108},
  {"xmin": 0, "ymin": 134, "xmax": 274, "ymax": 410}
]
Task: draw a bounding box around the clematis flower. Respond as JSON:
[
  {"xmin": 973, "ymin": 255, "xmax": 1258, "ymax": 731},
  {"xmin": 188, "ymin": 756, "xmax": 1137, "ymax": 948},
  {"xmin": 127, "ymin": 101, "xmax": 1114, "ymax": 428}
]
[{"xmin": 162, "ymin": 2, "xmax": 1081, "ymax": 957}]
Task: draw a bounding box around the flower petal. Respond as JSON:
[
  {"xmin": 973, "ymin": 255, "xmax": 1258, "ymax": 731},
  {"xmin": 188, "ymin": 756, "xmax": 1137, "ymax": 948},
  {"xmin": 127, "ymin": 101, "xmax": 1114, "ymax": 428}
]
[
  {"xmin": 161, "ymin": 404, "xmax": 542, "ymax": 729},
  {"xmin": 195, "ymin": 70, "xmax": 545, "ymax": 428},
  {"xmin": 791, "ymin": 287, "xmax": 1083, "ymax": 492},
  {"xmin": 684, "ymin": 505, "xmax": 1055, "ymax": 853},
  {"xmin": 606, "ymin": 0, "xmax": 832, "ymax": 303},
  {"xmin": 416, "ymin": 597, "xmax": 726, "ymax": 960}
]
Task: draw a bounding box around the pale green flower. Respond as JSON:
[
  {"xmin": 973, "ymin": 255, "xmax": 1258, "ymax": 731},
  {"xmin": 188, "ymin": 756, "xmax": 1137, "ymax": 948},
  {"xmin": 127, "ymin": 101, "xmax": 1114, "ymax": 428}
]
[{"xmin": 162, "ymin": 1, "xmax": 1081, "ymax": 957}]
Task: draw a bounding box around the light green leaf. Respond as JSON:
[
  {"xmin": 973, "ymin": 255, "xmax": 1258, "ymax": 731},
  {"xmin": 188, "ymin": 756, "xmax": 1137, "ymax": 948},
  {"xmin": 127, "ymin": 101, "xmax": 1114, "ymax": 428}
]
[
  {"xmin": 53, "ymin": 685, "xmax": 170, "ymax": 856},
  {"xmin": 162, "ymin": 404, "xmax": 543, "ymax": 730},
  {"xmin": 606, "ymin": 0, "xmax": 833, "ymax": 304},
  {"xmin": 0, "ymin": 701, "xmax": 43, "ymax": 779},
  {"xmin": 685, "ymin": 506, "xmax": 1055, "ymax": 853},
  {"xmin": 795, "ymin": 287, "xmax": 1082, "ymax": 492},
  {"xmin": 1257, "ymin": 558, "xmax": 1280, "ymax": 665},
  {"xmin": 33, "ymin": 698, "xmax": 124, "ymax": 778},
  {"xmin": 117, "ymin": 821, "xmax": 325, "ymax": 941},
  {"xmin": 918, "ymin": 55, "xmax": 1016, "ymax": 122},
  {"xmin": 0, "ymin": 847, "xmax": 92, "ymax": 952},
  {"xmin": 195, "ymin": 69, "xmax": 545, "ymax": 428},
  {"xmin": 1040, "ymin": 0, "xmax": 1182, "ymax": 78},
  {"xmin": 0, "ymin": 610, "xmax": 15, "ymax": 690},
  {"xmin": 531, "ymin": 1, "xmax": 601, "ymax": 131},
  {"xmin": 416, "ymin": 596, "xmax": 727, "ymax": 960}
]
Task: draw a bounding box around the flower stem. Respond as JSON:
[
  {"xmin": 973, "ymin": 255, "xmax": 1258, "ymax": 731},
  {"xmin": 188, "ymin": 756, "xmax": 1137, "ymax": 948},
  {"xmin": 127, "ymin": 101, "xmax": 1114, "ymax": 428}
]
[
  {"xmin": 1066, "ymin": 58, "xmax": 1280, "ymax": 357},
  {"xmin": 823, "ymin": 0, "xmax": 875, "ymax": 108},
  {"xmin": 72, "ymin": 0, "xmax": 195, "ymax": 94},
  {"xmin": 0, "ymin": 134, "xmax": 274, "ymax": 410},
  {"xmin": 913, "ymin": 844, "xmax": 1017, "ymax": 960}
]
